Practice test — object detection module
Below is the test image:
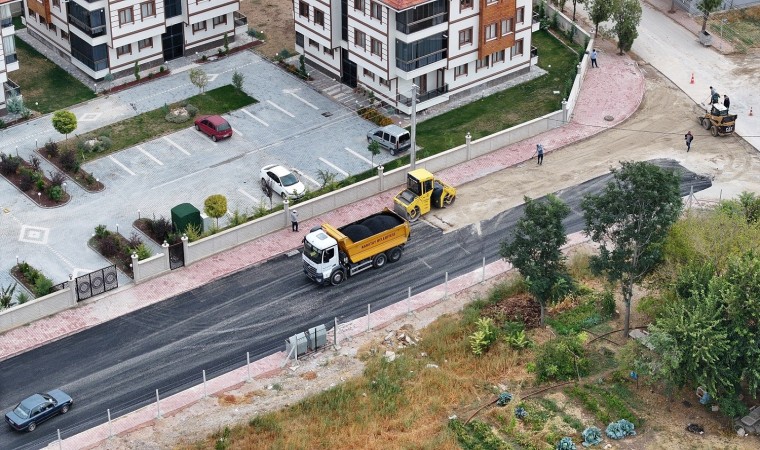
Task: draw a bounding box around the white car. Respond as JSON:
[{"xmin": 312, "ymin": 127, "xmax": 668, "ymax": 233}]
[{"xmin": 260, "ymin": 164, "xmax": 306, "ymax": 200}]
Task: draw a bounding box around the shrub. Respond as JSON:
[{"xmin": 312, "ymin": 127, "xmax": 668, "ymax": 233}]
[
  {"xmin": 232, "ymin": 71, "xmax": 245, "ymax": 90},
  {"xmin": 0, "ymin": 153, "xmax": 21, "ymax": 175},
  {"xmin": 132, "ymin": 243, "xmax": 152, "ymax": 260},
  {"xmin": 159, "ymin": 65, "xmax": 166, "ymax": 73},
  {"xmin": 94, "ymin": 224, "xmax": 110, "ymax": 238},
  {"xmin": 184, "ymin": 223, "xmax": 203, "ymax": 242},
  {"xmin": 99, "ymin": 234, "xmax": 121, "ymax": 257},
  {"xmin": 18, "ymin": 168, "xmax": 35, "ymax": 191},
  {"xmin": 60, "ymin": 150, "xmax": 79, "ymax": 172},
  {"xmin": 35, "ymin": 178, "xmax": 45, "ymax": 192},
  {"xmin": 0, "ymin": 119, "xmax": 5, "ymax": 129},
  {"xmin": 185, "ymin": 104, "xmax": 198, "ymax": 117},
  {"xmin": 34, "ymin": 276, "xmax": 53, "ymax": 297},
  {"xmin": 534, "ymin": 336, "xmax": 589, "ymax": 382},
  {"xmin": 48, "ymin": 171, "xmax": 66, "ymax": 187},
  {"xmin": 469, "ymin": 317, "xmax": 498, "ymax": 355},
  {"xmin": 149, "ymin": 217, "xmax": 173, "ymax": 242},
  {"xmin": 127, "ymin": 232, "xmax": 143, "ymax": 249},
  {"xmin": 599, "ymin": 289, "xmax": 615, "ymax": 318},
  {"xmin": 48, "ymin": 185, "xmax": 63, "ymax": 202},
  {"xmin": 30, "ymin": 155, "xmax": 42, "ymax": 171},
  {"xmin": 16, "ymin": 291, "xmax": 29, "ymax": 304}
]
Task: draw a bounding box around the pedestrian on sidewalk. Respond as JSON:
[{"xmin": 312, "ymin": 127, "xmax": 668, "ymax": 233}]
[
  {"xmin": 685, "ymin": 131, "xmax": 693, "ymax": 152},
  {"xmin": 591, "ymin": 49, "xmax": 599, "ymax": 68},
  {"xmin": 535, "ymin": 143, "xmax": 545, "ymax": 165},
  {"xmin": 290, "ymin": 209, "xmax": 299, "ymax": 232},
  {"xmin": 723, "ymin": 95, "xmax": 730, "ymax": 111}
]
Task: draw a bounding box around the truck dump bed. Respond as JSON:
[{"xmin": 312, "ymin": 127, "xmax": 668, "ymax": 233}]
[{"xmin": 322, "ymin": 209, "xmax": 410, "ymax": 263}]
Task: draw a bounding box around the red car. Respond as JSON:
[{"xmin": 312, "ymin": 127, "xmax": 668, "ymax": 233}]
[{"xmin": 194, "ymin": 115, "xmax": 233, "ymax": 141}]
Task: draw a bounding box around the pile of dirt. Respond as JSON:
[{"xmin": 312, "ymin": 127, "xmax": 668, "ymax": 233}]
[
  {"xmin": 381, "ymin": 324, "xmax": 420, "ymax": 349},
  {"xmin": 481, "ymin": 293, "xmax": 541, "ymax": 329}
]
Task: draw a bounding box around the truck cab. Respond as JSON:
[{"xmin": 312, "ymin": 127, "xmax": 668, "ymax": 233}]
[
  {"xmin": 393, "ymin": 169, "xmax": 456, "ymax": 221},
  {"xmin": 303, "ymin": 229, "xmax": 344, "ymax": 285}
]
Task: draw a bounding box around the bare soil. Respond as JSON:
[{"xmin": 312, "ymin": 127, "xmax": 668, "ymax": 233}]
[
  {"xmin": 239, "ymin": 0, "xmax": 295, "ymax": 59},
  {"xmin": 97, "ymin": 57, "xmax": 760, "ymax": 449}
]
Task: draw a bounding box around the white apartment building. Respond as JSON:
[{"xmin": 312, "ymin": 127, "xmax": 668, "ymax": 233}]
[
  {"xmin": 1, "ymin": 0, "xmax": 21, "ymax": 116},
  {"xmin": 294, "ymin": 0, "xmax": 539, "ymax": 114},
  {"xmin": 24, "ymin": 0, "xmax": 246, "ymax": 80}
]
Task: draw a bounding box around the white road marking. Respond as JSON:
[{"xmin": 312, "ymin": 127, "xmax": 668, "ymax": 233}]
[
  {"xmin": 298, "ymin": 172, "xmax": 320, "ymax": 188},
  {"xmin": 232, "ymin": 127, "xmax": 243, "ymax": 137},
  {"xmin": 418, "ymin": 258, "xmax": 432, "ymax": 269},
  {"xmin": 137, "ymin": 145, "xmax": 163, "ymax": 166},
  {"xmin": 109, "ymin": 155, "xmax": 137, "ymax": 176},
  {"xmin": 193, "ymin": 129, "xmax": 218, "ymax": 146},
  {"xmin": 284, "ymin": 89, "xmax": 319, "ymax": 110},
  {"xmin": 237, "ymin": 188, "xmax": 259, "ymax": 204},
  {"xmin": 163, "ymin": 136, "xmax": 191, "ymax": 156},
  {"xmin": 206, "ymin": 74, "xmax": 219, "ymax": 82},
  {"xmin": 152, "ymin": 168, "xmax": 209, "ymax": 189},
  {"xmin": 318, "ymin": 157, "xmax": 349, "ymax": 177},
  {"xmin": 344, "ymin": 147, "xmax": 373, "ymax": 165},
  {"xmin": 242, "ymin": 108, "xmax": 269, "ymax": 126},
  {"xmin": 267, "ymin": 100, "xmax": 295, "ymax": 118}
]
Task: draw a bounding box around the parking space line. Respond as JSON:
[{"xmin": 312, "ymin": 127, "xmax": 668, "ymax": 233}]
[
  {"xmin": 242, "ymin": 109, "xmax": 269, "ymax": 127},
  {"xmin": 137, "ymin": 146, "xmax": 164, "ymax": 166},
  {"xmin": 344, "ymin": 147, "xmax": 373, "ymax": 166},
  {"xmin": 266, "ymin": 100, "xmax": 295, "ymax": 118},
  {"xmin": 286, "ymin": 90, "xmax": 319, "ymax": 110},
  {"xmin": 193, "ymin": 129, "xmax": 218, "ymax": 146},
  {"xmin": 318, "ymin": 157, "xmax": 349, "ymax": 177},
  {"xmin": 152, "ymin": 168, "xmax": 209, "ymax": 189},
  {"xmin": 163, "ymin": 136, "xmax": 191, "ymax": 156},
  {"xmin": 232, "ymin": 127, "xmax": 243, "ymax": 137},
  {"xmin": 237, "ymin": 188, "xmax": 259, "ymax": 204},
  {"xmin": 298, "ymin": 172, "xmax": 320, "ymax": 188},
  {"xmin": 109, "ymin": 155, "xmax": 137, "ymax": 176}
]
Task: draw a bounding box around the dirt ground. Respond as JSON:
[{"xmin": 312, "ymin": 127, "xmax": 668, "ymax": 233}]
[{"xmin": 240, "ymin": 0, "xmax": 295, "ymax": 58}]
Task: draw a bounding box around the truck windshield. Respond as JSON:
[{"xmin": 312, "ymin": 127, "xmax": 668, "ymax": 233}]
[
  {"xmin": 407, "ymin": 175, "xmax": 422, "ymax": 195},
  {"xmin": 303, "ymin": 240, "xmax": 322, "ymax": 264}
]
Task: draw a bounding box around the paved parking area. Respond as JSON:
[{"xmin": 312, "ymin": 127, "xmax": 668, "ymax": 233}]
[{"xmin": 0, "ymin": 51, "xmax": 392, "ymax": 295}]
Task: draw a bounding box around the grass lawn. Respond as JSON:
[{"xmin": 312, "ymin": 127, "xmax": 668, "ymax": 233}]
[
  {"xmin": 13, "ymin": 38, "xmax": 96, "ymax": 113},
  {"xmin": 415, "ymin": 29, "xmax": 582, "ymax": 156},
  {"xmin": 64, "ymin": 85, "xmax": 257, "ymax": 160}
]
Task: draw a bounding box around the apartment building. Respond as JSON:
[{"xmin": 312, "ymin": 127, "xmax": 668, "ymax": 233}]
[
  {"xmin": 294, "ymin": 0, "xmax": 539, "ymax": 114},
  {"xmin": 1, "ymin": 0, "xmax": 21, "ymax": 116},
  {"xmin": 24, "ymin": 0, "xmax": 246, "ymax": 81}
]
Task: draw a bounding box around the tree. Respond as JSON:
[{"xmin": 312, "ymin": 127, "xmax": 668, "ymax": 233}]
[
  {"xmin": 134, "ymin": 60, "xmax": 141, "ymax": 81},
  {"xmin": 103, "ymin": 72, "xmax": 114, "ymax": 92},
  {"xmin": 581, "ymin": 161, "xmax": 682, "ymax": 337},
  {"xmin": 232, "ymin": 70, "xmax": 245, "ymax": 91},
  {"xmin": 52, "ymin": 110, "xmax": 78, "ymax": 140},
  {"xmin": 1, "ymin": 282, "xmax": 17, "ymax": 309},
  {"xmin": 613, "ymin": 0, "xmax": 642, "ymax": 54},
  {"xmin": 586, "ymin": 0, "xmax": 614, "ymax": 38},
  {"xmin": 204, "ymin": 194, "xmax": 228, "ymax": 227},
  {"xmin": 189, "ymin": 68, "xmax": 209, "ymax": 94},
  {"xmin": 500, "ymin": 195, "xmax": 571, "ymax": 326},
  {"xmin": 571, "ymin": 0, "xmax": 583, "ymax": 21},
  {"xmin": 698, "ymin": 0, "xmax": 722, "ymax": 33},
  {"xmin": 367, "ymin": 140, "xmax": 381, "ymax": 167}
]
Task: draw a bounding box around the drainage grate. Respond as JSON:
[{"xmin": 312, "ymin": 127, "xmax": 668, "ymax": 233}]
[{"xmin": 322, "ymin": 112, "xmax": 333, "ymax": 117}]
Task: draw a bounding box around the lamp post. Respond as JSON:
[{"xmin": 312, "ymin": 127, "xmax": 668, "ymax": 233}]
[
  {"xmin": 409, "ymin": 84, "xmax": 418, "ymax": 170},
  {"xmin": 62, "ymin": 182, "xmax": 67, "ymax": 194}
]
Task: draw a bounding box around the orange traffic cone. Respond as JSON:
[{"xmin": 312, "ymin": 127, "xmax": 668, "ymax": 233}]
[{"xmin": 690, "ymin": 73, "xmax": 695, "ymax": 84}]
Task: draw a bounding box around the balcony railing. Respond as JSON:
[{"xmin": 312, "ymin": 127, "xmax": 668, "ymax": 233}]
[
  {"xmin": 531, "ymin": 46, "xmax": 538, "ymax": 58},
  {"xmin": 1, "ymin": 16, "xmax": 12, "ymax": 28},
  {"xmin": 234, "ymin": 11, "xmax": 247, "ymax": 27},
  {"xmin": 397, "ymin": 84, "xmax": 448, "ymax": 107},
  {"xmin": 396, "ymin": 49, "xmax": 446, "ymax": 72},
  {"xmin": 396, "ymin": 12, "xmax": 447, "ymax": 35},
  {"xmin": 4, "ymin": 79, "xmax": 21, "ymax": 97},
  {"xmin": 5, "ymin": 53, "xmax": 18, "ymax": 65},
  {"xmin": 68, "ymin": 14, "xmax": 107, "ymax": 37},
  {"xmin": 533, "ymin": 11, "xmax": 540, "ymax": 24}
]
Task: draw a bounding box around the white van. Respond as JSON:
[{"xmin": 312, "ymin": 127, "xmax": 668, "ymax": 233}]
[{"xmin": 366, "ymin": 125, "xmax": 411, "ymax": 156}]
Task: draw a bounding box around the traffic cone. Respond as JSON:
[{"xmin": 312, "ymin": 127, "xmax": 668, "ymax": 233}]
[{"xmin": 690, "ymin": 73, "xmax": 695, "ymax": 84}]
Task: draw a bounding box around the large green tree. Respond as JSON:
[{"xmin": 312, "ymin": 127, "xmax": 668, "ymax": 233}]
[
  {"xmin": 586, "ymin": 0, "xmax": 614, "ymax": 37},
  {"xmin": 52, "ymin": 110, "xmax": 77, "ymax": 141},
  {"xmin": 581, "ymin": 161, "xmax": 682, "ymax": 337},
  {"xmin": 698, "ymin": 0, "xmax": 723, "ymax": 33},
  {"xmin": 613, "ymin": 0, "xmax": 642, "ymax": 54},
  {"xmin": 500, "ymin": 195, "xmax": 571, "ymax": 326}
]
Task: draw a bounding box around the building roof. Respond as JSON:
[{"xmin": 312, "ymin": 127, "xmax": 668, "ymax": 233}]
[
  {"xmin": 0, "ymin": 0, "xmax": 23, "ymax": 5},
  {"xmin": 380, "ymin": 0, "xmax": 437, "ymax": 12}
]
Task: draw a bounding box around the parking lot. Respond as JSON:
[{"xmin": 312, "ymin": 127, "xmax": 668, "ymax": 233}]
[{"xmin": 0, "ymin": 51, "xmax": 394, "ymax": 293}]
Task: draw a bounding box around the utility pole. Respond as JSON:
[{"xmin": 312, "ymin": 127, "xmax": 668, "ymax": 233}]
[{"xmin": 410, "ymin": 84, "xmax": 418, "ymax": 170}]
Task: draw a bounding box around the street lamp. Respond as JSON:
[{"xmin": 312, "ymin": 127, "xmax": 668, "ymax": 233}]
[
  {"xmin": 409, "ymin": 84, "xmax": 419, "ymax": 170},
  {"xmin": 62, "ymin": 182, "xmax": 67, "ymax": 194}
]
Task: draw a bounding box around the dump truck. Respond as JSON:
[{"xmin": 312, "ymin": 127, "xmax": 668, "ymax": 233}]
[
  {"xmin": 393, "ymin": 168, "xmax": 456, "ymax": 221},
  {"xmin": 696, "ymin": 103, "xmax": 736, "ymax": 137},
  {"xmin": 302, "ymin": 208, "xmax": 410, "ymax": 286}
]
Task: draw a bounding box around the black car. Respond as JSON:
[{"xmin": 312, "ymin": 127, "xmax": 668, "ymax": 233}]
[{"xmin": 5, "ymin": 389, "xmax": 73, "ymax": 432}]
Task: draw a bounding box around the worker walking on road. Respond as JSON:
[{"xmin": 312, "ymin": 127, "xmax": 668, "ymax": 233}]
[
  {"xmin": 290, "ymin": 209, "xmax": 299, "ymax": 232},
  {"xmin": 535, "ymin": 143, "xmax": 545, "ymax": 165},
  {"xmin": 685, "ymin": 131, "xmax": 693, "ymax": 153},
  {"xmin": 591, "ymin": 49, "xmax": 599, "ymax": 68}
]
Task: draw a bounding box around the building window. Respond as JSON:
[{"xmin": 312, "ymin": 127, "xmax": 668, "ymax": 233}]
[
  {"xmin": 380, "ymin": 77, "xmax": 390, "ymax": 88},
  {"xmin": 501, "ymin": 18, "xmax": 513, "ymax": 35},
  {"xmin": 213, "ymin": 15, "xmax": 227, "ymax": 27},
  {"xmin": 486, "ymin": 0, "xmax": 497, "ymax": 4},
  {"xmin": 140, "ymin": 1, "xmax": 155, "ymax": 18},
  {"xmin": 299, "ymin": 1, "xmax": 309, "ymax": 18},
  {"xmin": 484, "ymin": 23, "xmax": 497, "ymax": 41},
  {"xmin": 492, "ymin": 50, "xmax": 504, "ymax": 63},
  {"xmin": 28, "ymin": 8, "xmax": 36, "ymax": 19},
  {"xmin": 61, "ymin": 30, "xmax": 69, "ymax": 40},
  {"xmin": 192, "ymin": 21, "xmax": 207, "ymax": 33},
  {"xmin": 49, "ymin": 23, "xmax": 57, "ymax": 32},
  {"xmin": 39, "ymin": 16, "xmax": 47, "ymax": 25},
  {"xmin": 296, "ymin": 31, "xmax": 304, "ymax": 47},
  {"xmin": 458, "ymin": 28, "xmax": 472, "ymax": 46},
  {"xmin": 323, "ymin": 46, "xmax": 334, "ymax": 56},
  {"xmin": 363, "ymin": 68, "xmax": 375, "ymax": 80},
  {"xmin": 309, "ymin": 38, "xmax": 319, "ymax": 49},
  {"xmin": 476, "ymin": 55, "xmax": 489, "ymax": 69},
  {"xmin": 460, "ymin": 0, "xmax": 472, "ymax": 9},
  {"xmin": 511, "ymin": 39, "xmax": 524, "ymax": 57},
  {"xmin": 52, "ymin": 0, "xmax": 60, "ymax": 7},
  {"xmin": 138, "ymin": 37, "xmax": 153, "ymax": 49},
  {"xmin": 516, "ymin": 7, "xmax": 524, "ymax": 23},
  {"xmin": 314, "ymin": 9, "xmax": 324, "ymax": 26},
  {"xmin": 165, "ymin": 0, "xmax": 182, "ymax": 18},
  {"xmin": 454, "ymin": 63, "xmax": 468, "ymax": 79},
  {"xmin": 354, "ymin": 0, "xmax": 364, "ymax": 11},
  {"xmin": 119, "ymin": 7, "xmax": 134, "ymax": 25},
  {"xmin": 370, "ymin": 38, "xmax": 382, "ymax": 57},
  {"xmin": 370, "ymin": 2, "xmax": 382, "ymax": 21},
  {"xmin": 354, "ymin": 30, "xmax": 366, "ymax": 49},
  {"xmin": 116, "ymin": 43, "xmax": 132, "ymax": 56}
]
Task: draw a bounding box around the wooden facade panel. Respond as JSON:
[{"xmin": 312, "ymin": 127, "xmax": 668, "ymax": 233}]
[{"xmin": 478, "ymin": 0, "xmax": 515, "ymax": 59}]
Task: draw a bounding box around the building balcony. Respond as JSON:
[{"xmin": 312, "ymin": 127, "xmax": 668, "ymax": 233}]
[
  {"xmin": 397, "ymin": 84, "xmax": 448, "ymax": 107},
  {"xmin": 5, "ymin": 52, "xmax": 17, "ymax": 64},
  {"xmin": 1, "ymin": 16, "xmax": 12, "ymax": 28},
  {"xmin": 396, "ymin": 12, "xmax": 447, "ymax": 35},
  {"xmin": 234, "ymin": 11, "xmax": 247, "ymax": 34},
  {"xmin": 532, "ymin": 12, "xmax": 541, "ymax": 32},
  {"xmin": 4, "ymin": 79, "xmax": 21, "ymax": 98},
  {"xmin": 68, "ymin": 14, "xmax": 107, "ymax": 38}
]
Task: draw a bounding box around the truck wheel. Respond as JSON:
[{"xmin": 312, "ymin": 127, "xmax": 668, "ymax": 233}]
[
  {"xmin": 443, "ymin": 194, "xmax": 456, "ymax": 207},
  {"xmin": 387, "ymin": 247, "xmax": 402, "ymax": 263},
  {"xmin": 408, "ymin": 207, "xmax": 421, "ymax": 221},
  {"xmin": 701, "ymin": 118, "xmax": 711, "ymax": 130},
  {"xmin": 373, "ymin": 253, "xmax": 387, "ymax": 268},
  {"xmin": 330, "ymin": 270, "xmax": 345, "ymax": 286},
  {"xmin": 390, "ymin": 148, "xmax": 397, "ymax": 156},
  {"xmin": 711, "ymin": 125, "xmax": 718, "ymax": 137}
]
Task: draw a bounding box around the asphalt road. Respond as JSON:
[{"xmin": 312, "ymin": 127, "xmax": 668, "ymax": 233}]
[{"xmin": 0, "ymin": 159, "xmax": 711, "ymax": 449}]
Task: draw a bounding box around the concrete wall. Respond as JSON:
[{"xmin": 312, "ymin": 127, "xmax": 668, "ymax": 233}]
[{"xmin": 0, "ymin": 287, "xmax": 76, "ymax": 333}]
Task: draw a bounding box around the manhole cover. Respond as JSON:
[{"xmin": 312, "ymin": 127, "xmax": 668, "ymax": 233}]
[
  {"xmin": 604, "ymin": 115, "xmax": 615, "ymax": 121},
  {"xmin": 322, "ymin": 112, "xmax": 333, "ymax": 117}
]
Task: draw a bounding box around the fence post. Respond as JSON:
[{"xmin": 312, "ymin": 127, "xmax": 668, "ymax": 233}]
[
  {"xmin": 246, "ymin": 352, "xmax": 251, "ymax": 382},
  {"xmin": 283, "ymin": 198, "xmax": 290, "ymax": 228},
  {"xmin": 161, "ymin": 240, "xmax": 170, "ymax": 271},
  {"xmin": 181, "ymin": 234, "xmax": 190, "ymax": 265},
  {"xmin": 407, "ymin": 287, "xmax": 412, "ymax": 316},
  {"xmin": 131, "ymin": 252, "xmax": 140, "ymax": 283},
  {"xmin": 482, "ymin": 257, "xmax": 486, "ymax": 283},
  {"xmin": 445, "ymin": 272, "xmax": 449, "ymax": 299},
  {"xmin": 334, "ymin": 317, "xmax": 340, "ymax": 349},
  {"xmin": 155, "ymin": 389, "xmax": 161, "ymax": 418},
  {"xmin": 378, "ymin": 165, "xmax": 384, "ymax": 192},
  {"xmin": 107, "ymin": 408, "xmax": 113, "ymax": 437},
  {"xmin": 202, "ymin": 370, "xmax": 207, "ymax": 398},
  {"xmin": 562, "ymin": 99, "xmax": 569, "ymax": 123},
  {"xmin": 58, "ymin": 429, "xmax": 62, "ymax": 450},
  {"xmin": 466, "ymin": 132, "xmax": 472, "ymax": 160},
  {"xmin": 367, "ymin": 303, "xmax": 371, "ymax": 332}
]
